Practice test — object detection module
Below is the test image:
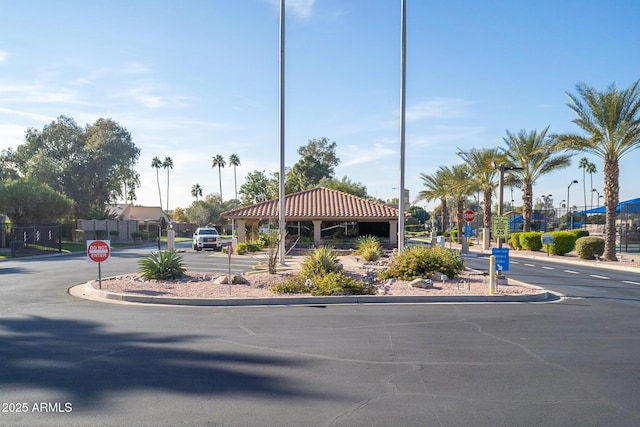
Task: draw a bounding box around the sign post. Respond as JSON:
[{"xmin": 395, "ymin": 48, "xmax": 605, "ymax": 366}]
[
  {"xmin": 227, "ymin": 241, "xmax": 233, "ymax": 296},
  {"xmin": 87, "ymin": 240, "xmax": 111, "ymax": 289}
]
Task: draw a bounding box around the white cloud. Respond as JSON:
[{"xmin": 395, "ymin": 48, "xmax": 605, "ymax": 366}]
[
  {"xmin": 340, "ymin": 142, "xmax": 395, "ymax": 167},
  {"xmin": 409, "ymin": 126, "xmax": 486, "ymax": 147},
  {"xmin": 0, "ymin": 107, "xmax": 52, "ymax": 122},
  {"xmin": 405, "ymin": 98, "xmax": 472, "ymax": 121},
  {"xmin": 0, "ymin": 124, "xmax": 27, "ymax": 150},
  {"xmin": 288, "ymin": 0, "xmax": 315, "ymax": 19},
  {"xmin": 0, "ymin": 51, "xmax": 8, "ymax": 62}
]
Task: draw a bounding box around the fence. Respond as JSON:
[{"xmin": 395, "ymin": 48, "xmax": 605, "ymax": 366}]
[{"xmin": 10, "ymin": 224, "xmax": 62, "ymax": 257}]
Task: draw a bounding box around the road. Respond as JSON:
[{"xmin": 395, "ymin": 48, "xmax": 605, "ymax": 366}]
[{"xmin": 1, "ymin": 246, "xmax": 640, "ymax": 426}]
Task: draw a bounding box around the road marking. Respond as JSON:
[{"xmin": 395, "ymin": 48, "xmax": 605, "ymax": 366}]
[
  {"xmin": 590, "ymin": 274, "xmax": 610, "ymax": 280},
  {"xmin": 623, "ymin": 280, "xmax": 640, "ymax": 286},
  {"xmin": 524, "ymin": 263, "xmax": 535, "ymax": 267},
  {"xmin": 564, "ymin": 270, "xmax": 579, "ymax": 274},
  {"xmin": 511, "ymin": 261, "xmax": 519, "ymax": 264},
  {"xmin": 542, "ymin": 266, "xmax": 554, "ymax": 270}
]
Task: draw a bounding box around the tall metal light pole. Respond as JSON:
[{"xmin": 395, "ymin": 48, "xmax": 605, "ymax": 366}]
[
  {"xmin": 278, "ymin": 0, "xmax": 286, "ymax": 265},
  {"xmin": 397, "ymin": 0, "xmax": 407, "ymax": 252},
  {"xmin": 567, "ymin": 180, "xmax": 578, "ymax": 230}
]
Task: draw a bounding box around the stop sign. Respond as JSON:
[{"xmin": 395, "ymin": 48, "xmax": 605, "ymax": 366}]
[
  {"xmin": 87, "ymin": 240, "xmax": 111, "ymax": 263},
  {"xmin": 463, "ymin": 210, "xmax": 475, "ymax": 222}
]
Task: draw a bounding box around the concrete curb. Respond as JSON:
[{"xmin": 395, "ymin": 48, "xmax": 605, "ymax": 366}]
[{"xmin": 75, "ymin": 281, "xmax": 552, "ymax": 307}]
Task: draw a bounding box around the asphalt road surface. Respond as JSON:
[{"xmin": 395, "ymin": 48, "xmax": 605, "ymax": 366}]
[{"xmin": 1, "ymin": 246, "xmax": 640, "ymax": 426}]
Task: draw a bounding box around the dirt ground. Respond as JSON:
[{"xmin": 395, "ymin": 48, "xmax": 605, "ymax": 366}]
[{"xmin": 91, "ymin": 255, "xmax": 540, "ymax": 299}]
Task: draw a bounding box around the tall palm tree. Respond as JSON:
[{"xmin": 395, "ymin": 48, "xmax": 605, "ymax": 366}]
[
  {"xmin": 558, "ymin": 80, "xmax": 640, "ymax": 261},
  {"xmin": 418, "ymin": 166, "xmax": 452, "ymax": 233},
  {"xmin": 151, "ymin": 156, "xmax": 163, "ymax": 208},
  {"xmin": 162, "ymin": 156, "xmax": 173, "ymax": 213},
  {"xmin": 457, "ymin": 147, "xmax": 505, "ymax": 231},
  {"xmin": 191, "ymin": 183, "xmax": 203, "ymax": 202},
  {"xmin": 446, "ymin": 164, "xmax": 476, "ymax": 243},
  {"xmin": 502, "ymin": 127, "xmax": 572, "ymax": 232},
  {"xmin": 211, "ymin": 154, "xmax": 226, "ymax": 200},
  {"xmin": 228, "ymin": 153, "xmax": 241, "ymax": 201},
  {"xmin": 586, "ymin": 161, "xmax": 597, "ymax": 209}
]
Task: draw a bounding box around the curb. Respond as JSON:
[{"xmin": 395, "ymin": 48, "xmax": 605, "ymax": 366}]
[{"xmin": 74, "ymin": 281, "xmax": 552, "ymax": 307}]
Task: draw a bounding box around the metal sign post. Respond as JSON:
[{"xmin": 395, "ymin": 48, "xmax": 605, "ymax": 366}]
[
  {"xmin": 227, "ymin": 241, "xmax": 232, "ymax": 296},
  {"xmin": 87, "ymin": 240, "xmax": 111, "ymax": 290}
]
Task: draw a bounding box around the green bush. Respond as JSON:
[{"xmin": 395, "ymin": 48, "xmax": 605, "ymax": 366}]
[
  {"xmin": 451, "ymin": 228, "xmax": 458, "ymax": 241},
  {"xmin": 356, "ymin": 235, "xmax": 382, "ymax": 262},
  {"xmin": 311, "ymin": 271, "xmax": 374, "ymax": 296},
  {"xmin": 575, "ymin": 236, "xmax": 605, "ymax": 260},
  {"xmin": 270, "ymin": 275, "xmax": 308, "ymax": 294},
  {"xmin": 571, "ymin": 229, "xmax": 589, "ymax": 239},
  {"xmin": 301, "ymin": 246, "xmax": 342, "ymax": 278},
  {"xmin": 519, "ymin": 232, "xmax": 542, "ymax": 251},
  {"xmin": 95, "ymin": 229, "xmax": 107, "ymax": 239},
  {"xmin": 138, "ymin": 250, "xmax": 186, "ymax": 280},
  {"xmin": 131, "ymin": 231, "xmax": 143, "ymax": 242},
  {"xmin": 543, "ymin": 231, "xmax": 576, "ymax": 256},
  {"xmin": 510, "ymin": 232, "xmax": 522, "ymax": 249},
  {"xmin": 236, "ymin": 242, "xmax": 248, "ymax": 255},
  {"xmin": 379, "ymin": 245, "xmax": 464, "ymax": 281}
]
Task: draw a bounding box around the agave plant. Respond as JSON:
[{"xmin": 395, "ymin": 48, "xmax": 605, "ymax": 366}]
[
  {"xmin": 138, "ymin": 250, "xmax": 186, "ymax": 280},
  {"xmin": 300, "ymin": 246, "xmax": 342, "ymax": 278}
]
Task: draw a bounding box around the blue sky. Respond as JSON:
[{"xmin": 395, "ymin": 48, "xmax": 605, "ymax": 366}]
[{"xmin": 1, "ymin": 0, "xmax": 639, "ymax": 213}]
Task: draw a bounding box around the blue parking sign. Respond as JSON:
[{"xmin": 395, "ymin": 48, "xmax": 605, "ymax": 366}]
[
  {"xmin": 492, "ymin": 248, "xmax": 509, "ymax": 271},
  {"xmin": 464, "ymin": 225, "xmax": 473, "ymax": 237}
]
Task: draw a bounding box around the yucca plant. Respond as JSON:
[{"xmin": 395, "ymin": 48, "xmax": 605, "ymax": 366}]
[
  {"xmin": 355, "ymin": 235, "xmax": 382, "ymax": 262},
  {"xmin": 138, "ymin": 250, "xmax": 186, "ymax": 280},
  {"xmin": 300, "ymin": 246, "xmax": 342, "ymax": 278}
]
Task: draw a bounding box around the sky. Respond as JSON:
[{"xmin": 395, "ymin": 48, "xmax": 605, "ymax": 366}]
[{"xmin": 1, "ymin": 0, "xmax": 639, "ymax": 215}]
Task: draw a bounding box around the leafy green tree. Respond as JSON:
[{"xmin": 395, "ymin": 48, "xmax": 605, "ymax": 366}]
[
  {"xmin": 185, "ymin": 201, "xmax": 213, "ymax": 226},
  {"xmin": 286, "ymin": 137, "xmax": 340, "ymax": 192},
  {"xmin": 502, "ymin": 127, "xmax": 571, "ymax": 232},
  {"xmin": 212, "ymin": 154, "xmax": 226, "ymax": 200},
  {"xmin": 0, "ymin": 179, "xmax": 73, "ymax": 225},
  {"xmin": 228, "ymin": 153, "xmax": 241, "ymax": 201},
  {"xmin": 558, "ymin": 80, "xmax": 640, "ymax": 261},
  {"xmin": 162, "ymin": 156, "xmax": 173, "ymax": 213},
  {"xmin": 407, "ymin": 205, "xmax": 429, "ymax": 224},
  {"xmin": 8, "ymin": 116, "xmax": 140, "ymax": 219},
  {"xmin": 239, "ymin": 170, "xmax": 279, "ymax": 205},
  {"xmin": 317, "ymin": 176, "xmax": 367, "ymax": 198}
]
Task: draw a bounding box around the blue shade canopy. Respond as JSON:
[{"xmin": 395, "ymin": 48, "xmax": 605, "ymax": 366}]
[{"xmin": 575, "ymin": 198, "xmax": 640, "ymax": 215}]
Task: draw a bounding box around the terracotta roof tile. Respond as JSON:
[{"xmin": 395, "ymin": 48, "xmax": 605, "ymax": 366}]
[{"xmin": 222, "ymin": 187, "xmax": 400, "ymax": 221}]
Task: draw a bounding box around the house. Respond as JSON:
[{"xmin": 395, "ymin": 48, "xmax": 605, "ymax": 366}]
[{"xmin": 221, "ymin": 187, "xmax": 402, "ymax": 245}]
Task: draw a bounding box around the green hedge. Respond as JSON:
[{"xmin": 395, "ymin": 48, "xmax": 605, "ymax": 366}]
[
  {"xmin": 543, "ymin": 231, "xmax": 576, "ymax": 256},
  {"xmin": 520, "ymin": 232, "xmax": 542, "ymax": 251},
  {"xmin": 510, "ymin": 232, "xmax": 522, "ymax": 249},
  {"xmin": 571, "ymin": 229, "xmax": 589, "ymax": 239},
  {"xmin": 575, "ymin": 236, "xmax": 605, "ymax": 260}
]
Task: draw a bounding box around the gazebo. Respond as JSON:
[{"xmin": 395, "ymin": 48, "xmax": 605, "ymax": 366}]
[{"xmin": 221, "ymin": 187, "xmax": 401, "ymax": 245}]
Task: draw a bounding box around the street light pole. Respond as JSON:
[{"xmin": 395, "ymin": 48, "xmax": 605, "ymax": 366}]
[
  {"xmin": 567, "ymin": 180, "xmax": 578, "ymax": 230},
  {"xmin": 558, "ymin": 199, "xmax": 565, "ymax": 230}
]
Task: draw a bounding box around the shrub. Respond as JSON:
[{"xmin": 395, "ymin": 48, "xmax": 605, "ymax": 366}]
[
  {"xmin": 95, "ymin": 229, "xmax": 107, "ymax": 240},
  {"xmin": 236, "ymin": 242, "xmax": 248, "ymax": 255},
  {"xmin": 575, "ymin": 236, "xmax": 605, "ymax": 260},
  {"xmin": 519, "ymin": 232, "xmax": 542, "ymax": 251},
  {"xmin": 510, "ymin": 232, "xmax": 522, "ymax": 250},
  {"xmin": 270, "ymin": 275, "xmax": 308, "ymax": 294},
  {"xmin": 356, "ymin": 235, "xmax": 382, "ymax": 262},
  {"xmin": 543, "ymin": 231, "xmax": 576, "ymax": 256},
  {"xmin": 571, "ymin": 229, "xmax": 589, "ymax": 239},
  {"xmin": 138, "ymin": 250, "xmax": 186, "ymax": 280},
  {"xmin": 379, "ymin": 245, "xmax": 464, "ymax": 281},
  {"xmin": 301, "ymin": 246, "xmax": 342, "ymax": 278},
  {"xmin": 131, "ymin": 231, "xmax": 143, "ymax": 242},
  {"xmin": 311, "ymin": 271, "xmax": 374, "ymax": 296}
]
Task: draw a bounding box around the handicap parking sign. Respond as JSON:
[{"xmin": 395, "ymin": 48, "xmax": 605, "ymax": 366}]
[{"xmin": 492, "ymin": 248, "xmax": 509, "ymax": 271}]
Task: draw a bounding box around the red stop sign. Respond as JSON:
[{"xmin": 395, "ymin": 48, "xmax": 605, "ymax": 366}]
[
  {"xmin": 463, "ymin": 210, "xmax": 475, "ymax": 222},
  {"xmin": 87, "ymin": 240, "xmax": 111, "ymax": 263}
]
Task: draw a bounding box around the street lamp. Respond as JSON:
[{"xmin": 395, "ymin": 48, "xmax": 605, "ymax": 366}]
[
  {"xmin": 558, "ymin": 199, "xmax": 565, "ymax": 229},
  {"xmin": 592, "ymin": 188, "xmax": 603, "ymax": 232},
  {"xmin": 567, "ymin": 180, "xmax": 578, "ymax": 230}
]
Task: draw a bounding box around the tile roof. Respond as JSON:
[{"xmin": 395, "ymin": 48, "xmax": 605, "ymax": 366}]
[{"xmin": 222, "ymin": 187, "xmax": 400, "ymax": 221}]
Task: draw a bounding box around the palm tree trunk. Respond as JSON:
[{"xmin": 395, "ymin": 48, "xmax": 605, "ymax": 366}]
[
  {"xmin": 156, "ymin": 169, "xmax": 163, "ymax": 208},
  {"xmin": 234, "ymin": 167, "xmax": 238, "ymax": 201},
  {"xmin": 456, "ymin": 198, "xmax": 464, "ymax": 243},
  {"xmin": 483, "ymin": 189, "xmax": 492, "ymax": 228},
  {"xmin": 166, "ymin": 170, "xmax": 170, "ymax": 213},
  {"xmin": 603, "ymin": 159, "xmax": 620, "ymax": 261},
  {"xmin": 582, "ymin": 168, "xmax": 587, "ymax": 214},
  {"xmin": 218, "ymin": 167, "xmax": 223, "ymax": 200},
  {"xmin": 522, "ymin": 184, "xmax": 533, "ymax": 232},
  {"xmin": 440, "ymin": 199, "xmax": 447, "ymax": 233}
]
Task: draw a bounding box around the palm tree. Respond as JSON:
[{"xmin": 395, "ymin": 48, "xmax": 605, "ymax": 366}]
[
  {"xmin": 446, "ymin": 164, "xmax": 476, "ymax": 243},
  {"xmin": 457, "ymin": 147, "xmax": 504, "ymax": 232},
  {"xmin": 502, "ymin": 127, "xmax": 572, "ymax": 232},
  {"xmin": 211, "ymin": 154, "xmax": 226, "ymax": 200},
  {"xmin": 191, "ymin": 183, "xmax": 203, "ymax": 202},
  {"xmin": 586, "ymin": 161, "xmax": 597, "ymax": 209},
  {"xmin": 151, "ymin": 156, "xmax": 163, "ymax": 208},
  {"xmin": 228, "ymin": 153, "xmax": 241, "ymax": 201},
  {"xmin": 418, "ymin": 166, "xmax": 452, "ymax": 233},
  {"xmin": 558, "ymin": 80, "xmax": 640, "ymax": 261},
  {"xmin": 162, "ymin": 156, "xmax": 173, "ymax": 213}
]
